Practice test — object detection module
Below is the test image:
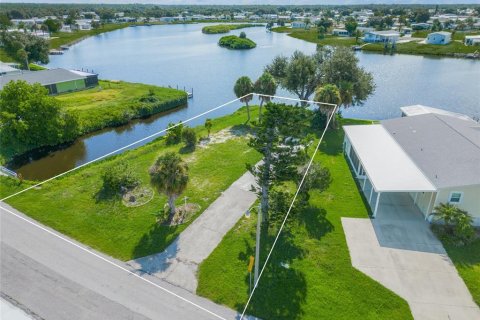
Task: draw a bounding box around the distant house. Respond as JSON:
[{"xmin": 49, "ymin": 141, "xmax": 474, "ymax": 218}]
[
  {"xmin": 291, "ymin": 21, "xmax": 306, "ymax": 29},
  {"xmin": 357, "ymin": 26, "xmax": 375, "ymax": 34},
  {"xmin": 332, "ymin": 29, "xmax": 350, "ymax": 37},
  {"xmin": 426, "ymin": 31, "xmax": 452, "ymax": 45},
  {"xmin": 411, "ymin": 22, "xmax": 431, "ymax": 30},
  {"xmin": 363, "ymin": 31, "xmax": 400, "ymax": 43},
  {"xmin": 343, "ymin": 105, "xmax": 480, "ymax": 226},
  {"xmin": 465, "ymin": 35, "xmax": 480, "ymax": 46},
  {"xmin": 0, "ymin": 68, "xmax": 99, "ymax": 95}
]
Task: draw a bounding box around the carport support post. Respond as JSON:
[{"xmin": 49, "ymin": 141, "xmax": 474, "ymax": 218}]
[
  {"xmin": 369, "ymin": 186, "xmax": 374, "ymax": 204},
  {"xmin": 373, "ymin": 192, "xmax": 381, "ymax": 218}
]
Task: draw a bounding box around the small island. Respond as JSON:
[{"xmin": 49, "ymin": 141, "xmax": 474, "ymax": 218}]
[
  {"xmin": 202, "ymin": 24, "xmax": 262, "ymax": 34},
  {"xmin": 218, "ymin": 33, "xmax": 256, "ymax": 50}
]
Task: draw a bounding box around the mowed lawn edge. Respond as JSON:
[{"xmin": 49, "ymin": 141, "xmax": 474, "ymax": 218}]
[
  {"xmin": 58, "ymin": 80, "xmax": 187, "ymax": 134},
  {"xmin": 197, "ymin": 118, "xmax": 413, "ymax": 320},
  {"xmin": 1, "ymin": 107, "xmax": 261, "ymax": 261}
]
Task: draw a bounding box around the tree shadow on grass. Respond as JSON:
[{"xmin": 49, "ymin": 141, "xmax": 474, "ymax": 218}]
[
  {"xmin": 318, "ymin": 128, "xmax": 344, "ymax": 156},
  {"xmin": 236, "ymin": 228, "xmax": 307, "ymax": 320},
  {"xmin": 131, "ymin": 222, "xmax": 179, "ymax": 260},
  {"xmin": 297, "ymin": 206, "xmax": 334, "ymax": 239}
]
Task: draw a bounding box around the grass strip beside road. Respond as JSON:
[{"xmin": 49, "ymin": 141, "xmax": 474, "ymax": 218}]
[{"xmin": 0, "ymin": 107, "xmax": 261, "ymax": 261}]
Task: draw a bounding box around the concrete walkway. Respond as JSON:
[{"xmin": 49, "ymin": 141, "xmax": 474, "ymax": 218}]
[
  {"xmin": 342, "ymin": 193, "xmax": 480, "ymax": 320},
  {"xmin": 127, "ymin": 171, "xmax": 257, "ymax": 293}
]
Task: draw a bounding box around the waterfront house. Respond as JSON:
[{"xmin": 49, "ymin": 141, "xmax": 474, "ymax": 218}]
[
  {"xmin": 343, "ymin": 105, "xmax": 480, "ymax": 226},
  {"xmin": 0, "ymin": 68, "xmax": 99, "ymax": 95},
  {"xmin": 426, "ymin": 31, "xmax": 452, "ymax": 45},
  {"xmin": 357, "ymin": 26, "xmax": 375, "ymax": 34},
  {"xmin": 465, "ymin": 35, "xmax": 480, "ymax": 46},
  {"xmin": 363, "ymin": 31, "xmax": 400, "ymax": 43},
  {"xmin": 292, "ymin": 21, "xmax": 306, "ymax": 29},
  {"xmin": 411, "ymin": 22, "xmax": 431, "ymax": 30},
  {"xmin": 332, "ymin": 28, "xmax": 350, "ymax": 37}
]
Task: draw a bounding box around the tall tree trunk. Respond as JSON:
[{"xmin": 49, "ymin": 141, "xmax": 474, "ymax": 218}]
[
  {"xmin": 167, "ymin": 195, "xmax": 177, "ymax": 223},
  {"xmin": 246, "ymin": 101, "xmax": 251, "ymax": 123},
  {"xmin": 261, "ymin": 141, "xmax": 272, "ymax": 223},
  {"xmin": 259, "ymin": 100, "xmax": 264, "ymax": 123}
]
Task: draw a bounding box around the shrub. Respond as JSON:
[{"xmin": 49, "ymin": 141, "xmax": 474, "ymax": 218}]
[
  {"xmin": 239, "ymin": 31, "xmax": 247, "ymax": 39},
  {"xmin": 101, "ymin": 162, "xmax": 139, "ymax": 195},
  {"xmin": 182, "ymin": 127, "xmax": 197, "ymax": 149},
  {"xmin": 433, "ymin": 202, "xmax": 475, "ymax": 246},
  {"xmin": 165, "ymin": 122, "xmax": 184, "ymax": 145}
]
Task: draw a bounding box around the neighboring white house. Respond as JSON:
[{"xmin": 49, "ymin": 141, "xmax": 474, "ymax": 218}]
[
  {"xmin": 356, "ymin": 26, "xmax": 375, "ymax": 34},
  {"xmin": 343, "ymin": 105, "xmax": 480, "ymax": 226},
  {"xmin": 0, "ymin": 62, "xmax": 21, "ymax": 76},
  {"xmin": 426, "ymin": 31, "xmax": 452, "ymax": 45},
  {"xmin": 363, "ymin": 31, "xmax": 400, "ymax": 43},
  {"xmin": 291, "ymin": 21, "xmax": 306, "ymax": 29},
  {"xmin": 332, "ymin": 28, "xmax": 350, "ymax": 37},
  {"xmin": 465, "ymin": 35, "xmax": 480, "ymax": 46}
]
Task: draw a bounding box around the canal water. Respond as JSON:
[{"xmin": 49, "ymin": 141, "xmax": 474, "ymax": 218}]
[{"xmin": 13, "ymin": 23, "xmax": 480, "ymax": 180}]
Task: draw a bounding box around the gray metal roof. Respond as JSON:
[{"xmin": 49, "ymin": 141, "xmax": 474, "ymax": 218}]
[
  {"xmin": 0, "ymin": 68, "xmax": 88, "ymax": 89},
  {"xmin": 381, "ymin": 113, "xmax": 480, "ymax": 189}
]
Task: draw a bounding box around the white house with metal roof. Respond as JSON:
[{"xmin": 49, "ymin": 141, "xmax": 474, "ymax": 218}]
[
  {"xmin": 343, "ymin": 106, "xmax": 480, "ymax": 225},
  {"xmin": 363, "ymin": 30, "xmax": 400, "ymax": 43},
  {"xmin": 426, "ymin": 31, "xmax": 451, "ymax": 45}
]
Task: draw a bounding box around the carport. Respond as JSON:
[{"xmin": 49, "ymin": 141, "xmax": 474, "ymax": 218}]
[{"xmin": 343, "ymin": 125, "xmax": 437, "ymax": 218}]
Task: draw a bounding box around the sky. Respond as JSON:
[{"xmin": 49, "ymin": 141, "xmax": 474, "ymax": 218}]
[{"xmin": 3, "ymin": 0, "xmax": 480, "ymax": 4}]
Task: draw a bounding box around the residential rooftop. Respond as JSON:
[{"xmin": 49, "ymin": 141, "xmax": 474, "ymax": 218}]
[{"xmin": 0, "ymin": 68, "xmax": 96, "ymax": 89}]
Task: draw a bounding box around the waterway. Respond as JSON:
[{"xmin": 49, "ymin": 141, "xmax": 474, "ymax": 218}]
[{"xmin": 13, "ymin": 23, "xmax": 480, "ymax": 180}]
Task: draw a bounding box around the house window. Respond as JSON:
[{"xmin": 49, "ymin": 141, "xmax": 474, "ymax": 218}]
[{"xmin": 448, "ymin": 192, "xmax": 463, "ymax": 204}]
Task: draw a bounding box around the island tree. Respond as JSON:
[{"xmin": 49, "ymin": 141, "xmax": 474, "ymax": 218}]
[
  {"xmin": 234, "ymin": 76, "xmax": 254, "ymax": 123},
  {"xmin": 254, "ymin": 71, "xmax": 277, "ymax": 123},
  {"xmin": 149, "ymin": 152, "xmax": 189, "ymax": 223}
]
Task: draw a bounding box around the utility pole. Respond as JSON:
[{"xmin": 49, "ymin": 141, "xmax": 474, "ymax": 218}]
[{"xmin": 254, "ymin": 203, "xmax": 262, "ymax": 286}]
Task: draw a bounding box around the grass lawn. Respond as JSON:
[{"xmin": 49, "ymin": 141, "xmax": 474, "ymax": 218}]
[
  {"xmin": 363, "ymin": 40, "xmax": 479, "ymax": 56},
  {"xmin": 57, "ymin": 80, "xmax": 187, "ymax": 134},
  {"xmin": 0, "ymin": 107, "xmax": 261, "ymax": 261},
  {"xmin": 202, "ymin": 23, "xmax": 263, "ymax": 34},
  {"xmin": 272, "ymin": 27, "xmax": 359, "ymax": 47},
  {"xmin": 197, "ymin": 118, "xmax": 412, "ymax": 319},
  {"xmin": 49, "ymin": 23, "xmax": 132, "ymax": 49},
  {"xmin": 442, "ymin": 239, "xmax": 480, "ymax": 306}
]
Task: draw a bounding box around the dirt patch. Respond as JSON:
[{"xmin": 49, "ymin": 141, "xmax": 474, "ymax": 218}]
[
  {"xmin": 199, "ymin": 126, "xmax": 250, "ymax": 148},
  {"xmin": 161, "ymin": 203, "xmax": 201, "ymax": 226},
  {"xmin": 122, "ymin": 186, "xmax": 154, "ymax": 207}
]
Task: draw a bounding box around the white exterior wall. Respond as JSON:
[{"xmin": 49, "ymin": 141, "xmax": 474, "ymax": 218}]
[
  {"xmin": 409, "ymin": 192, "xmax": 437, "ymax": 217},
  {"xmin": 434, "ymin": 185, "xmax": 480, "ymax": 226},
  {"xmin": 426, "ymin": 33, "xmax": 451, "ymax": 45}
]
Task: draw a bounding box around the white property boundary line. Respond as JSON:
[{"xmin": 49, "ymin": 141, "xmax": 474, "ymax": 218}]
[
  {"xmin": 0, "ymin": 94, "xmax": 337, "ymax": 320},
  {"xmin": 240, "ymin": 102, "xmax": 339, "ymax": 319}
]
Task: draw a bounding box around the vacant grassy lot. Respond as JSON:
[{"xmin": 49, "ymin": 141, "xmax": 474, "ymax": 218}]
[
  {"xmin": 363, "ymin": 40, "xmax": 479, "ymax": 55},
  {"xmin": 57, "ymin": 80, "xmax": 187, "ymax": 134},
  {"xmin": 202, "ymin": 23, "xmax": 262, "ymax": 34},
  {"xmin": 1, "ymin": 107, "xmax": 261, "ymax": 261},
  {"xmin": 272, "ymin": 27, "xmax": 359, "ymax": 47},
  {"xmin": 49, "ymin": 23, "xmax": 132, "ymax": 49},
  {"xmin": 197, "ymin": 118, "xmax": 412, "ymax": 320},
  {"xmin": 442, "ymin": 238, "xmax": 480, "ymax": 306}
]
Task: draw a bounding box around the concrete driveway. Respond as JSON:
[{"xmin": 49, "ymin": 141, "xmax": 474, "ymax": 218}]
[
  {"xmin": 342, "ymin": 192, "xmax": 480, "ymax": 320},
  {"xmin": 127, "ymin": 170, "xmax": 257, "ymax": 293}
]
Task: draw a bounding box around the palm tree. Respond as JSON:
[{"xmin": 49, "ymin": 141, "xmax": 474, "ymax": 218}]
[
  {"xmin": 234, "ymin": 76, "xmax": 254, "ymax": 123},
  {"xmin": 314, "ymin": 84, "xmax": 341, "ymax": 129},
  {"xmin": 204, "ymin": 118, "xmax": 213, "ymax": 138},
  {"xmin": 254, "ymin": 72, "xmax": 277, "ymax": 123},
  {"xmin": 149, "ymin": 152, "xmax": 189, "ymax": 223}
]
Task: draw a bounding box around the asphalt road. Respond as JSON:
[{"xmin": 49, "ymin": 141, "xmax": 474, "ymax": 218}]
[{"xmin": 0, "ymin": 202, "xmax": 243, "ymax": 320}]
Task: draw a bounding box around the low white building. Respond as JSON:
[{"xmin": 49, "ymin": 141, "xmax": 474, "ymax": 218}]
[
  {"xmin": 465, "ymin": 35, "xmax": 480, "ymax": 46},
  {"xmin": 426, "ymin": 31, "xmax": 452, "ymax": 45},
  {"xmin": 363, "ymin": 31, "xmax": 400, "ymax": 43},
  {"xmin": 343, "ymin": 106, "xmax": 480, "ymax": 226},
  {"xmin": 332, "ymin": 29, "xmax": 350, "ymax": 37},
  {"xmin": 291, "ymin": 21, "xmax": 306, "ymax": 29}
]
